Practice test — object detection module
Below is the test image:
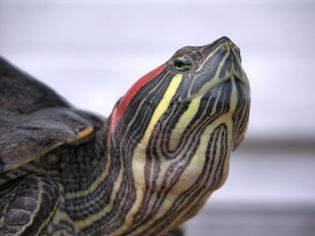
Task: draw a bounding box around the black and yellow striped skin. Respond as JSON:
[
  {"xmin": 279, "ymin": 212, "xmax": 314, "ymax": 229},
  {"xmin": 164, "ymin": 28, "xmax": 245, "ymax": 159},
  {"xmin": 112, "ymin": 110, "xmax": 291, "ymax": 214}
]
[
  {"xmin": 102, "ymin": 36, "xmax": 250, "ymax": 235},
  {"xmin": 0, "ymin": 36, "xmax": 250, "ymax": 236}
]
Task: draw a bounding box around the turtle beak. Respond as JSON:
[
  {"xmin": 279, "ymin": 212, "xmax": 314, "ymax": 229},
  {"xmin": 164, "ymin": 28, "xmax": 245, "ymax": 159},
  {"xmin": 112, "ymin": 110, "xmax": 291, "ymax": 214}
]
[
  {"xmin": 198, "ymin": 37, "xmax": 249, "ymax": 87},
  {"xmin": 216, "ymin": 37, "xmax": 248, "ymax": 86}
]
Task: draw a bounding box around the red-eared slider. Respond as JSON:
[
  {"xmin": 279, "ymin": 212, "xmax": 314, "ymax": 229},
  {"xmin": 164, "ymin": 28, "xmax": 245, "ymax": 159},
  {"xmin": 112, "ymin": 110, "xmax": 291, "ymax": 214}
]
[{"xmin": 0, "ymin": 37, "xmax": 250, "ymax": 236}]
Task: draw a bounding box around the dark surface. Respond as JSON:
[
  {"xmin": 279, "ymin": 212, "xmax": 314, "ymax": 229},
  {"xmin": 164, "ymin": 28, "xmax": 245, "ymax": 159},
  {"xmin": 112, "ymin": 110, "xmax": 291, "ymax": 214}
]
[
  {"xmin": 0, "ymin": 56, "xmax": 105, "ymax": 173},
  {"xmin": 0, "ymin": 56, "xmax": 69, "ymax": 114}
]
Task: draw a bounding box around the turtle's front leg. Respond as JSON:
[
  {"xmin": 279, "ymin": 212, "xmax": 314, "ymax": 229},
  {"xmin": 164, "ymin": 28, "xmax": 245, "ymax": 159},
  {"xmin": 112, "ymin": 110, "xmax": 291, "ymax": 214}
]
[{"xmin": 0, "ymin": 174, "xmax": 60, "ymax": 235}]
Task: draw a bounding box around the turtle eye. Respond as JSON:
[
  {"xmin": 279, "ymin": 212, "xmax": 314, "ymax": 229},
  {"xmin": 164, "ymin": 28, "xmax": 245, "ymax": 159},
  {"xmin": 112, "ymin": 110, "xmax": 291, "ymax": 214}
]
[{"xmin": 172, "ymin": 55, "xmax": 193, "ymax": 72}]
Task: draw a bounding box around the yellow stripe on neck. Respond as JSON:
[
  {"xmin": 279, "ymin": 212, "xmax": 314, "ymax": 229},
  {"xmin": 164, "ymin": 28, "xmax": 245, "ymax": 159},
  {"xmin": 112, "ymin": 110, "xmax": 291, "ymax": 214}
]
[
  {"xmin": 114, "ymin": 74, "xmax": 183, "ymax": 234},
  {"xmin": 169, "ymin": 97, "xmax": 201, "ymax": 150},
  {"xmin": 142, "ymin": 73, "xmax": 183, "ymax": 144}
]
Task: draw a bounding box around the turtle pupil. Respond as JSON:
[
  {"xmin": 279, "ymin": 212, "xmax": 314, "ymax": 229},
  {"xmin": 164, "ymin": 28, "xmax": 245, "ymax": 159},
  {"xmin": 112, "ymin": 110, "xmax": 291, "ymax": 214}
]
[
  {"xmin": 175, "ymin": 60, "xmax": 184, "ymax": 68},
  {"xmin": 173, "ymin": 57, "xmax": 192, "ymax": 72}
]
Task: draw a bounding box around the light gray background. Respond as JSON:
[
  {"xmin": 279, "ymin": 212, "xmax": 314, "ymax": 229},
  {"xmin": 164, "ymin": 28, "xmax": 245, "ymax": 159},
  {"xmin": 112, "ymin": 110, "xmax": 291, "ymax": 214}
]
[{"xmin": 0, "ymin": 0, "xmax": 314, "ymax": 235}]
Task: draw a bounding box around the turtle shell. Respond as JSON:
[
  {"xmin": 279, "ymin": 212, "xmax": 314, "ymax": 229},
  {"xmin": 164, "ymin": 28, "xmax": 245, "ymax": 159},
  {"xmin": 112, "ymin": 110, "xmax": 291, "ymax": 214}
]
[{"xmin": 0, "ymin": 57, "xmax": 104, "ymax": 173}]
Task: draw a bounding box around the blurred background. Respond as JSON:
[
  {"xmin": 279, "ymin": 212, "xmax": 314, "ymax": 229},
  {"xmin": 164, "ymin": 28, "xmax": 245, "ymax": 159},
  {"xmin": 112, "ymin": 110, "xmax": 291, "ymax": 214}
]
[{"xmin": 0, "ymin": 0, "xmax": 314, "ymax": 235}]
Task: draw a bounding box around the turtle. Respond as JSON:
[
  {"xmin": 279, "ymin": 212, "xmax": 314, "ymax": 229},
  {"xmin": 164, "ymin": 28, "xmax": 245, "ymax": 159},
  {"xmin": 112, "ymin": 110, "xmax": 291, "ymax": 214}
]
[{"xmin": 0, "ymin": 36, "xmax": 250, "ymax": 236}]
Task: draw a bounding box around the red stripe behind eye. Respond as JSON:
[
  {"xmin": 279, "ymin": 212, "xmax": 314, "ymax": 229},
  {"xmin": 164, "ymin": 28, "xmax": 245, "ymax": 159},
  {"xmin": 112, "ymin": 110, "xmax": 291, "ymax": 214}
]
[{"xmin": 109, "ymin": 63, "xmax": 167, "ymax": 135}]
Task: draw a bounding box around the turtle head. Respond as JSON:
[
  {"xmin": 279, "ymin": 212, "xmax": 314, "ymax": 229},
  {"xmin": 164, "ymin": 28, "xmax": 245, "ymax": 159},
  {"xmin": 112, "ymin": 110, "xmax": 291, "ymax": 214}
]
[
  {"xmin": 107, "ymin": 37, "xmax": 250, "ymax": 233},
  {"xmin": 109, "ymin": 37, "xmax": 249, "ymax": 150},
  {"xmin": 164, "ymin": 36, "xmax": 250, "ymax": 151}
]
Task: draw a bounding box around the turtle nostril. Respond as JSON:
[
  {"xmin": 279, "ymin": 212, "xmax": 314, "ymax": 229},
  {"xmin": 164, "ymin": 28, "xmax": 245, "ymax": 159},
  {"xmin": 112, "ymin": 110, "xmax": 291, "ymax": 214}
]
[{"xmin": 222, "ymin": 41, "xmax": 230, "ymax": 51}]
